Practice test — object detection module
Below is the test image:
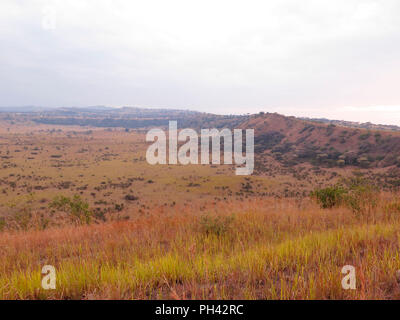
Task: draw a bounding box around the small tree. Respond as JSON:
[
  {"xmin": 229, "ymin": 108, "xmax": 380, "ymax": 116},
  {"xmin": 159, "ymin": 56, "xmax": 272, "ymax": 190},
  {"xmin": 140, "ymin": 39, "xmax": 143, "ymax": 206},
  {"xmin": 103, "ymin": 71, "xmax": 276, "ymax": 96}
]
[
  {"xmin": 311, "ymin": 186, "xmax": 347, "ymax": 209},
  {"xmin": 50, "ymin": 195, "xmax": 92, "ymax": 225}
]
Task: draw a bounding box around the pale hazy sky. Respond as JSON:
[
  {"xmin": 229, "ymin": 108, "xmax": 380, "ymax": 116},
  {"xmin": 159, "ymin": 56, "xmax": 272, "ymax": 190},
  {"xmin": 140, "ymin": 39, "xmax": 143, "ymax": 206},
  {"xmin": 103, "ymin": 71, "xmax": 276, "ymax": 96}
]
[{"xmin": 1, "ymin": 0, "xmax": 400, "ymax": 124}]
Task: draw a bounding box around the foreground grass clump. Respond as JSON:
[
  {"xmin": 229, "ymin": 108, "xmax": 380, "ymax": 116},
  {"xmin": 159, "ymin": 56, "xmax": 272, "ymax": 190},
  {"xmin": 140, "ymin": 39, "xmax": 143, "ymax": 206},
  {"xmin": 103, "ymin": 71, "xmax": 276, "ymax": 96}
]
[
  {"xmin": 198, "ymin": 214, "xmax": 235, "ymax": 236},
  {"xmin": 1, "ymin": 196, "xmax": 400, "ymax": 299}
]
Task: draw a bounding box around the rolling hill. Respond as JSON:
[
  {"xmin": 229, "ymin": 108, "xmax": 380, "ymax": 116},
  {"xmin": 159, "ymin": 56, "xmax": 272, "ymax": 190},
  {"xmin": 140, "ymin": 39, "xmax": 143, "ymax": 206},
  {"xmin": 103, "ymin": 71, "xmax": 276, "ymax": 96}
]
[{"xmin": 3, "ymin": 106, "xmax": 400, "ymax": 170}]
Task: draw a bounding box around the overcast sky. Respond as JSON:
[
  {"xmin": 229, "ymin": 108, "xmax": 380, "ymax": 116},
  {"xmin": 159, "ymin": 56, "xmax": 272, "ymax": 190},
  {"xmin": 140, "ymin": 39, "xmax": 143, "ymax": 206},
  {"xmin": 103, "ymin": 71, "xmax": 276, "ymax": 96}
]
[{"xmin": 1, "ymin": 0, "xmax": 400, "ymax": 124}]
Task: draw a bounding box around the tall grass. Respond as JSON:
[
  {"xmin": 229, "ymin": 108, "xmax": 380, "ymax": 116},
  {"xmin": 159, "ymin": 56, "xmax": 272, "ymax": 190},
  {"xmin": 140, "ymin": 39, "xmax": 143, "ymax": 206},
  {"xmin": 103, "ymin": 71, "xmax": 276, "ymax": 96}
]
[{"xmin": 1, "ymin": 195, "xmax": 400, "ymax": 299}]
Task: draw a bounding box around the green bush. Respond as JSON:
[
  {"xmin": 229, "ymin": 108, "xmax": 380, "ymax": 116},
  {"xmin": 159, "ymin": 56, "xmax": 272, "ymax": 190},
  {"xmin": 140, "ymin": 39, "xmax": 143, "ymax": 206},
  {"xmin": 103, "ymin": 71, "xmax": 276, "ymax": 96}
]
[
  {"xmin": 312, "ymin": 177, "xmax": 379, "ymax": 214},
  {"xmin": 50, "ymin": 195, "xmax": 92, "ymax": 225},
  {"xmin": 311, "ymin": 186, "xmax": 347, "ymax": 208}
]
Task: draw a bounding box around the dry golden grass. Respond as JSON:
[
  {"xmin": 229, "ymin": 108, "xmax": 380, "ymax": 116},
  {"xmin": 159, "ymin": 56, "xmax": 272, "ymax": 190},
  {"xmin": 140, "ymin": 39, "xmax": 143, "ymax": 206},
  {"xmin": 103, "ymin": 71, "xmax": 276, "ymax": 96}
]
[
  {"xmin": 1, "ymin": 195, "xmax": 400, "ymax": 300},
  {"xmin": 1, "ymin": 119, "xmax": 400, "ymax": 300}
]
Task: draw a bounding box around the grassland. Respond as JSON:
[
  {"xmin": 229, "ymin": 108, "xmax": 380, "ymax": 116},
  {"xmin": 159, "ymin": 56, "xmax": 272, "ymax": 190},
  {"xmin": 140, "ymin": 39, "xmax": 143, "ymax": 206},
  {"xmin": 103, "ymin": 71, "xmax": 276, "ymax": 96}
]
[
  {"xmin": 1, "ymin": 118, "xmax": 400, "ymax": 300},
  {"xmin": 0, "ymin": 119, "xmax": 351, "ymax": 230},
  {"xmin": 2, "ymin": 196, "xmax": 400, "ymax": 299}
]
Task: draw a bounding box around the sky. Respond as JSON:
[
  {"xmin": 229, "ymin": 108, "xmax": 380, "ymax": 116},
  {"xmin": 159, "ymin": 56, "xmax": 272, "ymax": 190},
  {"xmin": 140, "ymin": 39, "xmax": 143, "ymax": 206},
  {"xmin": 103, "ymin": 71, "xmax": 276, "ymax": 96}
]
[{"xmin": 1, "ymin": 0, "xmax": 400, "ymax": 125}]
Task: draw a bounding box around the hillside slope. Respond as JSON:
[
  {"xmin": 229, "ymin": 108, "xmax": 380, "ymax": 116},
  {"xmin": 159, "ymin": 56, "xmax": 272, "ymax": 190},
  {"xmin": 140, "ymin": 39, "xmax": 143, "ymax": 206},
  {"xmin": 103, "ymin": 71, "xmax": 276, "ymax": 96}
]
[{"xmin": 242, "ymin": 113, "xmax": 400, "ymax": 169}]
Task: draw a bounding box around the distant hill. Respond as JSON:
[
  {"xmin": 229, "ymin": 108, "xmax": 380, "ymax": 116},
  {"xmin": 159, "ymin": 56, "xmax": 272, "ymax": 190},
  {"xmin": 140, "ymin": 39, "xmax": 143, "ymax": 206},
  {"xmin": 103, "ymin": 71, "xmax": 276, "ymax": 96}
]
[
  {"xmin": 301, "ymin": 117, "xmax": 400, "ymax": 132},
  {"xmin": 31, "ymin": 106, "xmax": 245, "ymax": 130},
  {"xmin": 2, "ymin": 106, "xmax": 400, "ymax": 169},
  {"xmin": 245, "ymin": 112, "xmax": 400, "ymax": 169}
]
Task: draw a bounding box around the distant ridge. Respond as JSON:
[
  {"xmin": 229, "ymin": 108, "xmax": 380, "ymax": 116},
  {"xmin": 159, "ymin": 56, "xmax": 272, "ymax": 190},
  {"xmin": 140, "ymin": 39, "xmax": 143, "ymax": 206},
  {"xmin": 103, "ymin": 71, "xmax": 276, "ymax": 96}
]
[
  {"xmin": 301, "ymin": 117, "xmax": 400, "ymax": 132},
  {"xmin": 1, "ymin": 106, "xmax": 399, "ymax": 131},
  {"xmin": 2, "ymin": 106, "xmax": 400, "ymax": 169}
]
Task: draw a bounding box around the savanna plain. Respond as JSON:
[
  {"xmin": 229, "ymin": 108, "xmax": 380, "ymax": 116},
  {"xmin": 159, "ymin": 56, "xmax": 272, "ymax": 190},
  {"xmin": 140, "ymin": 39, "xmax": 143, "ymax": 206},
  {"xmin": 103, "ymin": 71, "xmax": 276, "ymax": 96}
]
[{"xmin": 1, "ymin": 110, "xmax": 400, "ymax": 300}]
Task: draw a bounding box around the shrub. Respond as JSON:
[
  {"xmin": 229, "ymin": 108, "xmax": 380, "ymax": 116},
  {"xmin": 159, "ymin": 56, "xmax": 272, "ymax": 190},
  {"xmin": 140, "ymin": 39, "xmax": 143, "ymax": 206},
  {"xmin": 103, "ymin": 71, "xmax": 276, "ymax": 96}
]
[
  {"xmin": 312, "ymin": 177, "xmax": 379, "ymax": 214},
  {"xmin": 359, "ymin": 132, "xmax": 370, "ymax": 140},
  {"xmin": 49, "ymin": 195, "xmax": 92, "ymax": 224},
  {"xmin": 311, "ymin": 186, "xmax": 347, "ymax": 208},
  {"xmin": 115, "ymin": 203, "xmax": 124, "ymax": 211},
  {"xmin": 125, "ymin": 194, "xmax": 139, "ymax": 201}
]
